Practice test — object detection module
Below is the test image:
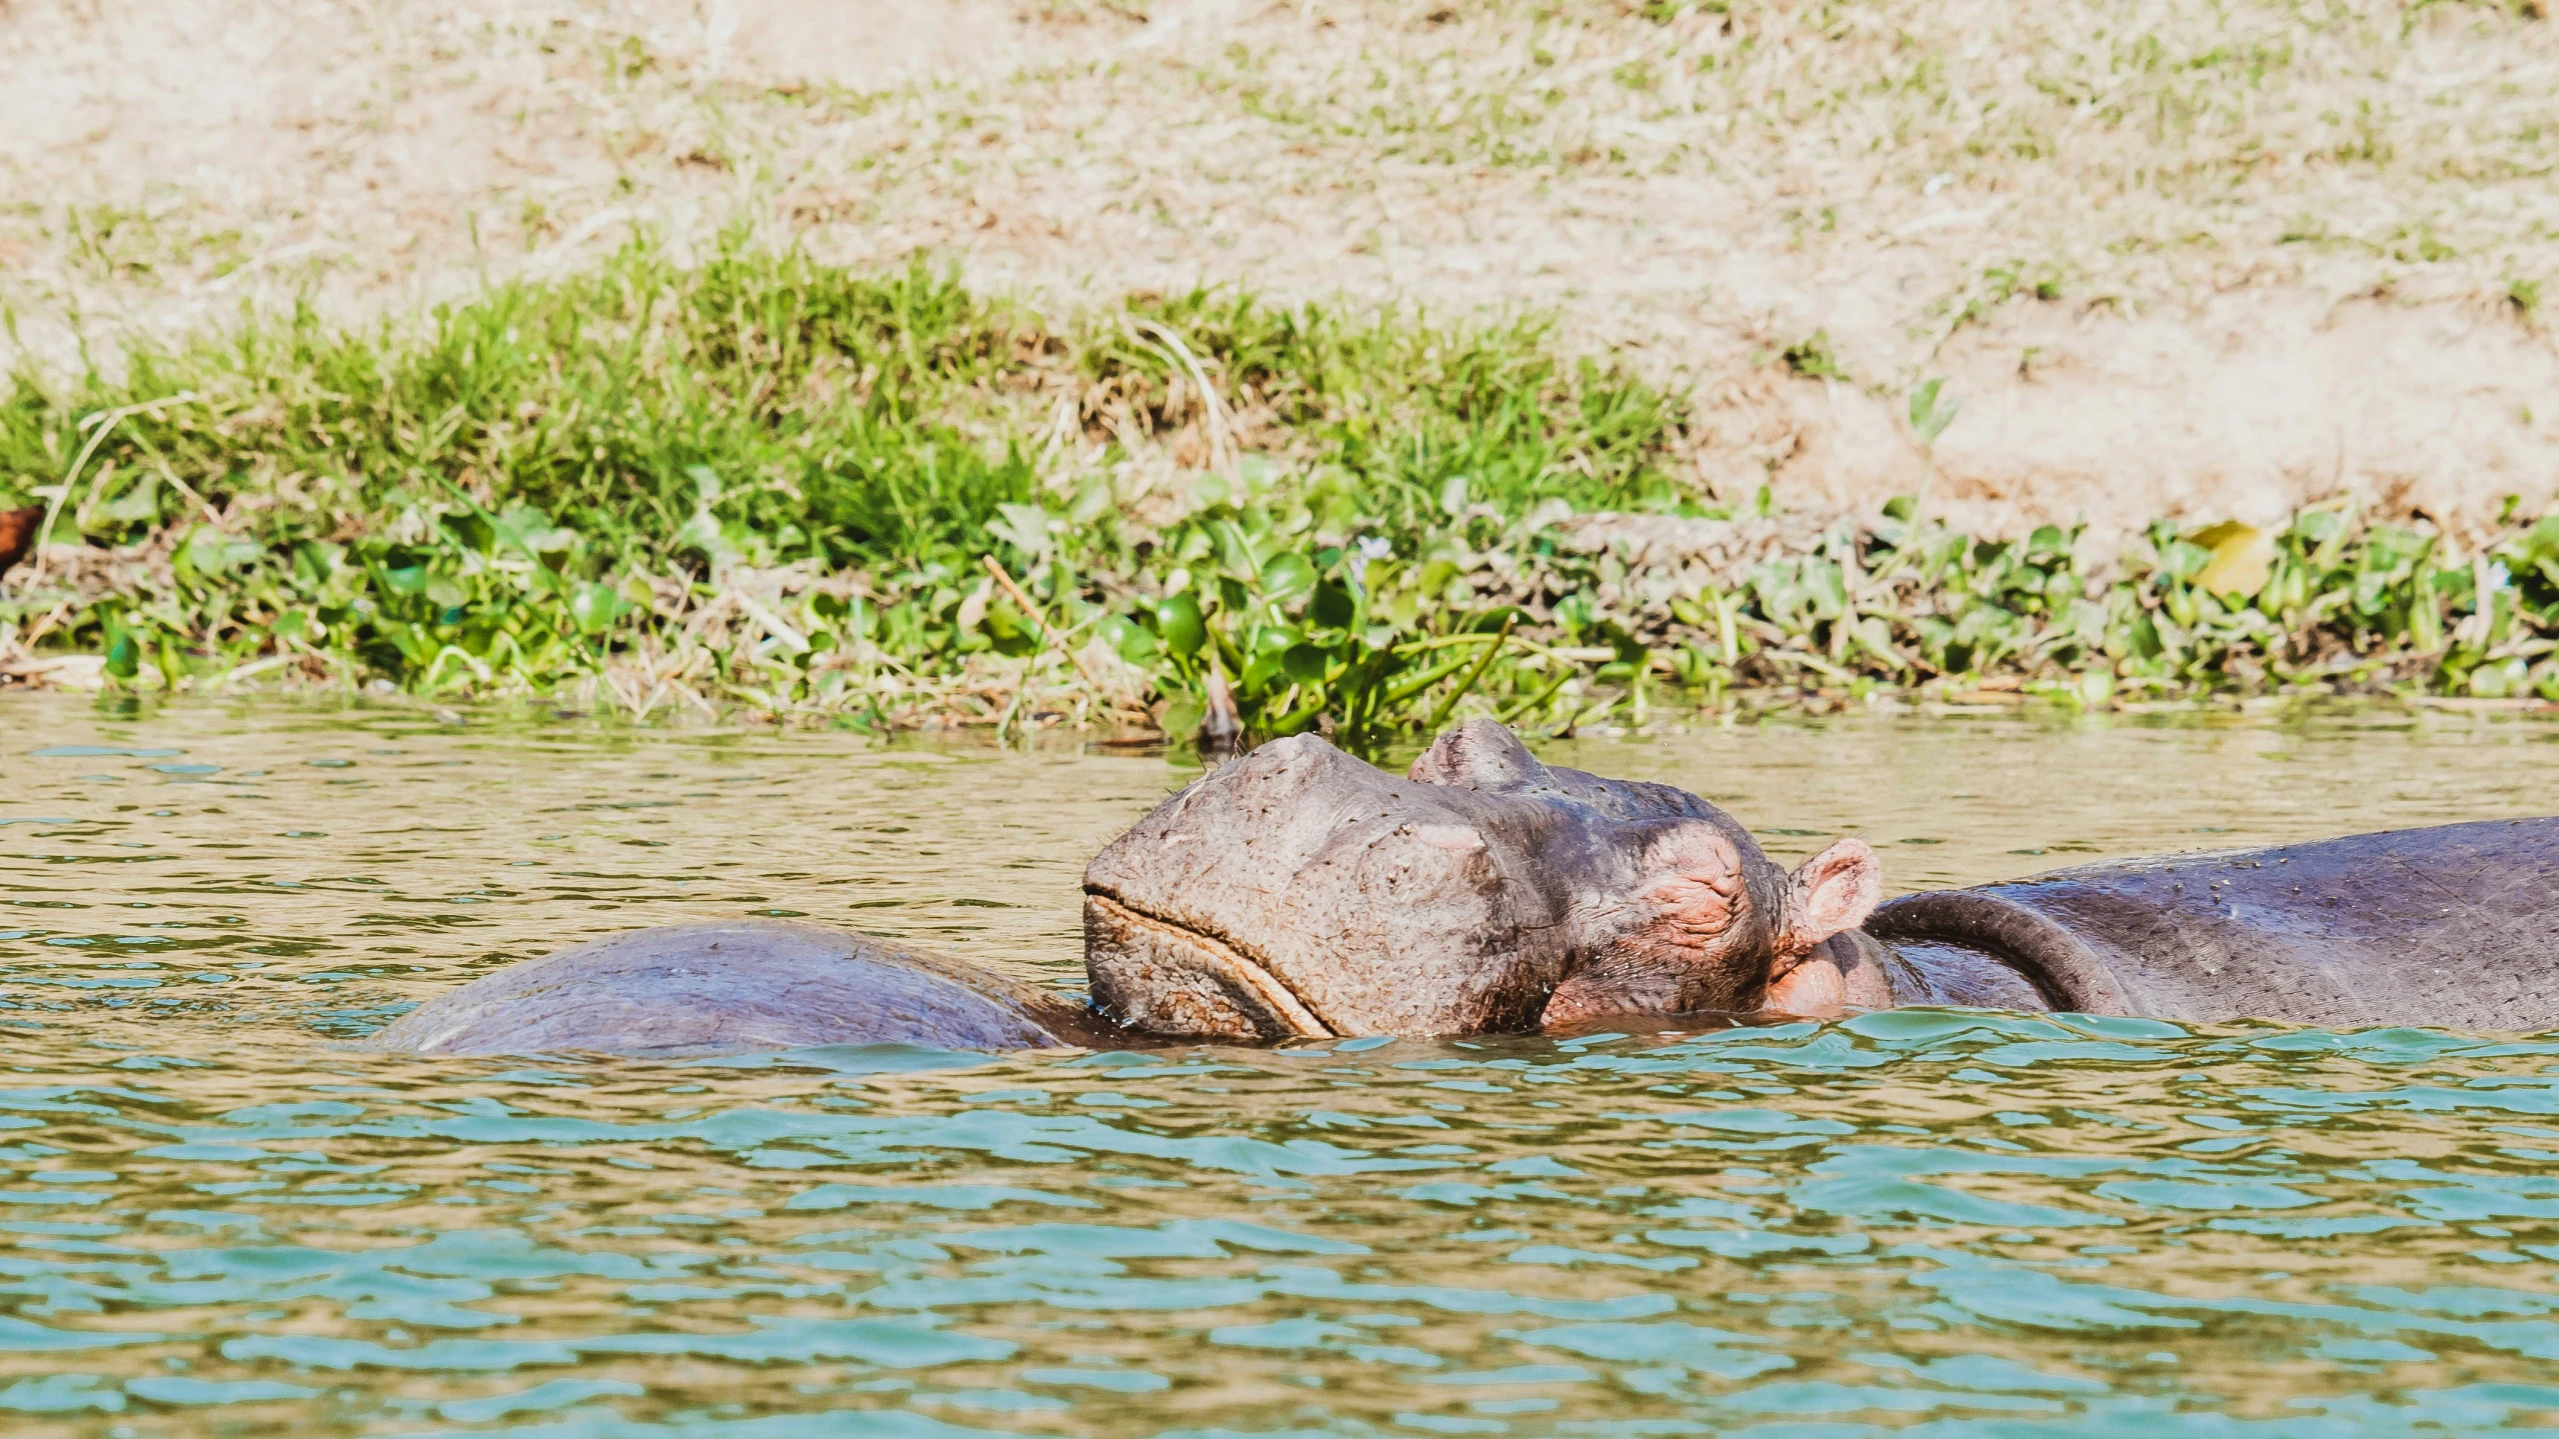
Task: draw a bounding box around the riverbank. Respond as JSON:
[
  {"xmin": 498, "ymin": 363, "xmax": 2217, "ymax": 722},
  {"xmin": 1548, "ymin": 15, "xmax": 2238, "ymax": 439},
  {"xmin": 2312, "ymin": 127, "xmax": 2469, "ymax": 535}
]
[
  {"xmin": 4, "ymin": 246, "xmax": 2556, "ymax": 743},
  {"xmin": 5, "ymin": 1, "xmax": 2555, "ymax": 548}
]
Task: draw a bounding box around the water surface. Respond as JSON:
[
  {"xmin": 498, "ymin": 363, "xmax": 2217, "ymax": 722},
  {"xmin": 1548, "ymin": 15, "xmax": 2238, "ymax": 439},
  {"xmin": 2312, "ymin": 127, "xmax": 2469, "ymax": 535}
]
[{"xmin": 4, "ymin": 695, "xmax": 2559, "ymax": 1436}]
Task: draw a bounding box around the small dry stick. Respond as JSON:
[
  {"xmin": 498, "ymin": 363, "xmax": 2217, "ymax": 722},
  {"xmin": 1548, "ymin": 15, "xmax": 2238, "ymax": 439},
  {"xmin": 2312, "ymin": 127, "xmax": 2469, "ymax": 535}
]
[
  {"xmin": 981, "ymin": 554, "xmax": 1103, "ymax": 690},
  {"xmin": 152, "ymin": 458, "xmax": 227, "ymax": 529}
]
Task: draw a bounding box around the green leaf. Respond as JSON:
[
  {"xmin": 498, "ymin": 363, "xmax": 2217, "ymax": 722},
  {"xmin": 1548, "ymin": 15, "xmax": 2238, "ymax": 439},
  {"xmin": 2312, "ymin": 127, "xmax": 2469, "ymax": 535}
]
[
  {"xmin": 178, "ymin": 526, "xmax": 264, "ymax": 578},
  {"xmin": 496, "ymin": 504, "xmax": 578, "ymax": 554},
  {"xmin": 1909, "ymin": 379, "xmax": 1961, "ymax": 445},
  {"xmin": 1803, "ymin": 559, "xmax": 1848, "ymax": 620},
  {"xmin": 1069, "ymin": 476, "xmax": 1115, "ymax": 526},
  {"xmin": 1241, "ymin": 651, "xmax": 1285, "ymax": 693},
  {"xmin": 1156, "ymin": 593, "xmax": 1206, "ymax": 657},
  {"xmin": 1215, "ymin": 523, "xmax": 1258, "ymax": 581},
  {"xmin": 2469, "ymin": 657, "xmax": 2528, "ymax": 698},
  {"xmin": 97, "ymin": 475, "xmax": 162, "ymax": 525},
  {"xmin": 1309, "ymin": 580, "xmax": 1357, "ymax": 629},
  {"xmin": 2158, "ymin": 540, "xmax": 2213, "ymax": 581},
  {"xmin": 1261, "ymin": 552, "xmax": 1317, "ymax": 603},
  {"xmin": 2128, "ymin": 611, "xmax": 2163, "ymax": 661},
  {"xmin": 990, "ymin": 502, "xmax": 1055, "ymax": 559},
  {"xmin": 675, "ymin": 508, "xmax": 729, "ymax": 559},
  {"xmin": 569, "ymin": 581, "xmax": 628, "ymax": 635},
  {"xmin": 293, "ymin": 541, "xmax": 346, "ymax": 586},
  {"xmin": 1282, "ymin": 643, "xmax": 1333, "ymax": 685},
  {"xmin": 1104, "ymin": 614, "xmax": 1159, "ymax": 663}
]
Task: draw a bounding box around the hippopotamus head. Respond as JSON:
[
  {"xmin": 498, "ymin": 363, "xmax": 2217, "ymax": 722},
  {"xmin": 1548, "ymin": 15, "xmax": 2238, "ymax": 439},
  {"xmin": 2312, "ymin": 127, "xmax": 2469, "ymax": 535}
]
[{"xmin": 1081, "ymin": 719, "xmax": 1881, "ymax": 1038}]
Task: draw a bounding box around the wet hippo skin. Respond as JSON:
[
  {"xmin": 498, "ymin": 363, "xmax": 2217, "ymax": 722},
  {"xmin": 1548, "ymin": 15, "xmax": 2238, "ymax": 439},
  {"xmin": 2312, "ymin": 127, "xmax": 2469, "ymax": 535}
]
[
  {"xmin": 370, "ymin": 920, "xmax": 1114, "ymax": 1057},
  {"xmin": 1081, "ymin": 719, "xmax": 1887, "ymax": 1037},
  {"xmin": 1859, "ymin": 817, "xmax": 2559, "ymax": 1031}
]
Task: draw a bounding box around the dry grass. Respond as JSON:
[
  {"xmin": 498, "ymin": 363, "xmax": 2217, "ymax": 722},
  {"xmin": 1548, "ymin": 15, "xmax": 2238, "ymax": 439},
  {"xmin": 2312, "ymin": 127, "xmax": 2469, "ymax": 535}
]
[{"xmin": 3, "ymin": 0, "xmax": 2556, "ymax": 543}]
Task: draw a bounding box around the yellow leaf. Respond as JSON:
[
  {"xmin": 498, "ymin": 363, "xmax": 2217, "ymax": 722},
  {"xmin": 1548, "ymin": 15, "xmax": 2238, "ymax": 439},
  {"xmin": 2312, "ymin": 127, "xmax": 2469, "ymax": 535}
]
[{"xmin": 2193, "ymin": 522, "xmax": 2274, "ymax": 600}]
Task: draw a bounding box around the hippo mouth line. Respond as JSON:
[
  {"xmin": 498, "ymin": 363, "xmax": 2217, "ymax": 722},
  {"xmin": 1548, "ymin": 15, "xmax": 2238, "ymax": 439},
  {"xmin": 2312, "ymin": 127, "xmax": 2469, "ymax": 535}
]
[{"xmin": 1081, "ymin": 890, "xmax": 1335, "ymax": 1039}]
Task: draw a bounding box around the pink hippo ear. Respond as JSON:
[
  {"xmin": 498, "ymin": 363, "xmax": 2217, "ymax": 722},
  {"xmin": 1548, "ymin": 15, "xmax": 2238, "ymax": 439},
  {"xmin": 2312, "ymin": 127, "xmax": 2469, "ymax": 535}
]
[{"xmin": 1778, "ymin": 838, "xmax": 1881, "ymax": 955}]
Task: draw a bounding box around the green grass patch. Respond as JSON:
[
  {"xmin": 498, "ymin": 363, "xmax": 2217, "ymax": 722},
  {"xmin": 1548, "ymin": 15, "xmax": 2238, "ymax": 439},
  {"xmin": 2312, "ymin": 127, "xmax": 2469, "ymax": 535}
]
[{"xmin": 3, "ymin": 241, "xmax": 2557, "ymax": 742}]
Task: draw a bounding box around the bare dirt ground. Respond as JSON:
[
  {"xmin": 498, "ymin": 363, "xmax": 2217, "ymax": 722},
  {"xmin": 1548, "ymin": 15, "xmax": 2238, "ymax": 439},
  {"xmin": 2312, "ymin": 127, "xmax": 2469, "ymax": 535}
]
[{"xmin": 4, "ymin": 0, "xmax": 2556, "ymax": 550}]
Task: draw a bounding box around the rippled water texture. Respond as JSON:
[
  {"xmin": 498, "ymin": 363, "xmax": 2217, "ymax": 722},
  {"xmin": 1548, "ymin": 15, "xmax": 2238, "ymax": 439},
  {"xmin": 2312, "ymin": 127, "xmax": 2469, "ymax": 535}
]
[{"xmin": 5, "ymin": 694, "xmax": 2559, "ymax": 1437}]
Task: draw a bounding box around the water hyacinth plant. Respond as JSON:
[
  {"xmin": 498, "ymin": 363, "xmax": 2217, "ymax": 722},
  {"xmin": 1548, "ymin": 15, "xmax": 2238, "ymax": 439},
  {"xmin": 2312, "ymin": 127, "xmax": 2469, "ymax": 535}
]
[{"xmin": 1, "ymin": 241, "xmax": 2555, "ymax": 746}]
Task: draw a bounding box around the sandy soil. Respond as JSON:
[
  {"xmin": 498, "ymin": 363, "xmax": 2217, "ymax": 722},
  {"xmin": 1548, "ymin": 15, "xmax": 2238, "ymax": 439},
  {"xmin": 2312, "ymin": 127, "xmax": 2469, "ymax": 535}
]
[{"xmin": 3, "ymin": 0, "xmax": 2555, "ymax": 550}]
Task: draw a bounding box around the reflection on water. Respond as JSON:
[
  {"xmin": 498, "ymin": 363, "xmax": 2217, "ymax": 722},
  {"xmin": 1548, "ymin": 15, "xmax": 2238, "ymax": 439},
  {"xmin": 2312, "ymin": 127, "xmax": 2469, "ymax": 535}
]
[{"xmin": 3, "ymin": 694, "xmax": 2558, "ymax": 1437}]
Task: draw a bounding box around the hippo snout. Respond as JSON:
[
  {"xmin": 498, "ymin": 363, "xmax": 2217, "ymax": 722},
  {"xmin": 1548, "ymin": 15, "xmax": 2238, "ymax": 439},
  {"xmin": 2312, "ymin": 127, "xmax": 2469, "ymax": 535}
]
[{"xmin": 1082, "ymin": 891, "xmax": 1331, "ymax": 1040}]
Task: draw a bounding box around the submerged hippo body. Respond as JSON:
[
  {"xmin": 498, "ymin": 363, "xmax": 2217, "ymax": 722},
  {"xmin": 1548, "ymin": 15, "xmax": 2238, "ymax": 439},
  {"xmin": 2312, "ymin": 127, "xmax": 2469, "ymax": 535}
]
[
  {"xmin": 370, "ymin": 921, "xmax": 1113, "ymax": 1057},
  {"xmin": 368, "ymin": 721, "xmax": 2559, "ymax": 1057}
]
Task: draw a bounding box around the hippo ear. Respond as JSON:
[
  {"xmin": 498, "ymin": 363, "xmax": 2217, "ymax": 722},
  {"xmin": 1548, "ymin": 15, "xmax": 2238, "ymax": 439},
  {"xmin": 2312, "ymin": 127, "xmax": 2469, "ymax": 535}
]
[
  {"xmin": 1409, "ymin": 718, "xmax": 1547, "ymax": 791},
  {"xmin": 1779, "ymin": 838, "xmax": 1881, "ymax": 955}
]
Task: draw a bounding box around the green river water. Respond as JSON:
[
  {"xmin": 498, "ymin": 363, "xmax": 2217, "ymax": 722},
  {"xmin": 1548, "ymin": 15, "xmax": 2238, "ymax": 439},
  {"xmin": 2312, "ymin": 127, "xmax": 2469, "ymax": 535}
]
[{"xmin": 2, "ymin": 694, "xmax": 2558, "ymax": 1437}]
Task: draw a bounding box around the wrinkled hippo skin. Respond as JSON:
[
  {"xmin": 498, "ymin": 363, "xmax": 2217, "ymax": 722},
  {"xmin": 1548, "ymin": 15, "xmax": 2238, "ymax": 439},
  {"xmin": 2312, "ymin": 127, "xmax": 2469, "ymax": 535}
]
[
  {"xmin": 370, "ymin": 920, "xmax": 1112, "ymax": 1057},
  {"xmin": 1082, "ymin": 718, "xmax": 1881, "ymax": 1037},
  {"xmin": 367, "ymin": 720, "xmax": 2559, "ymax": 1057}
]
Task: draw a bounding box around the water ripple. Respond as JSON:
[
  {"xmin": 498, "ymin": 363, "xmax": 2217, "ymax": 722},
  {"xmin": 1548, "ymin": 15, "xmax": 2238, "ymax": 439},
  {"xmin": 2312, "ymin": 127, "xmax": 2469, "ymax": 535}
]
[{"xmin": 4, "ymin": 698, "xmax": 2559, "ymax": 1434}]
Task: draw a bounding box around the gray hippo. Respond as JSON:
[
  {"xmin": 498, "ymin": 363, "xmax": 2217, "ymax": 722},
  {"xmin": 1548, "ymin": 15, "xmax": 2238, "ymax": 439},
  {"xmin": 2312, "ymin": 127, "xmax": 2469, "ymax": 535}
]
[{"xmin": 370, "ymin": 719, "xmax": 2559, "ymax": 1056}]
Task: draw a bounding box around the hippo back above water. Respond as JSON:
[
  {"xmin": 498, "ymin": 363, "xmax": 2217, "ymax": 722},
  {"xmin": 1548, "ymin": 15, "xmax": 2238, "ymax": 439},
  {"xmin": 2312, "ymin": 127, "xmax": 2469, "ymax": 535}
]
[
  {"xmin": 367, "ymin": 721, "xmax": 2559, "ymax": 1056},
  {"xmin": 371, "ymin": 921, "xmax": 1116, "ymax": 1057},
  {"xmin": 1861, "ymin": 816, "xmax": 2559, "ymax": 1031}
]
